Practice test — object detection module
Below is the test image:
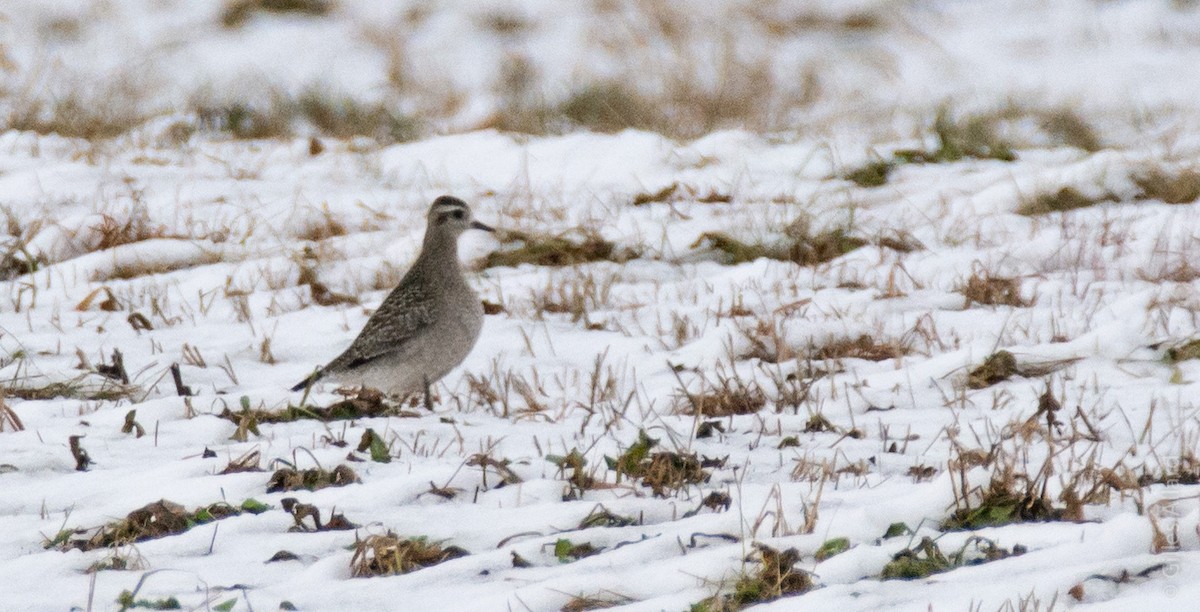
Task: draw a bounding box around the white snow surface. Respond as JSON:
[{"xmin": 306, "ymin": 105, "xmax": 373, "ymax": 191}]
[{"xmin": 2, "ymin": 2, "xmax": 1200, "ymax": 612}]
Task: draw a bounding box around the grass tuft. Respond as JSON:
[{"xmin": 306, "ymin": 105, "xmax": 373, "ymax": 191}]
[
  {"xmin": 1017, "ymin": 187, "xmax": 1115, "ymax": 216},
  {"xmin": 49, "ymin": 498, "xmax": 269, "ymax": 552},
  {"xmin": 880, "ymin": 536, "xmax": 1024, "ymax": 580},
  {"xmin": 349, "ymin": 533, "xmax": 469, "ymax": 577},
  {"xmin": 484, "ymin": 230, "xmax": 633, "ymax": 268},
  {"xmin": 606, "ymin": 430, "xmax": 709, "ymax": 497},
  {"xmin": 1133, "ymin": 168, "xmax": 1200, "ymax": 204},
  {"xmin": 695, "ymin": 543, "xmax": 812, "ymax": 610},
  {"xmin": 966, "ymin": 351, "xmax": 1019, "ymax": 389},
  {"xmin": 958, "ymin": 273, "xmax": 1029, "ymax": 307},
  {"xmin": 221, "ymin": 0, "xmax": 334, "ymax": 29},
  {"xmin": 693, "ymin": 227, "xmax": 866, "ymax": 267},
  {"xmin": 559, "ymin": 82, "xmax": 661, "ymax": 133}
]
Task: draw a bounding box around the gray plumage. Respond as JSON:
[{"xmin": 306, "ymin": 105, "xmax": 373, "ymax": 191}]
[{"xmin": 292, "ymin": 196, "xmax": 493, "ymax": 400}]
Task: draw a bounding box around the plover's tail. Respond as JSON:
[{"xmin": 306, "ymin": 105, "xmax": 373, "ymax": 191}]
[{"xmin": 290, "ymin": 370, "xmax": 322, "ymax": 392}]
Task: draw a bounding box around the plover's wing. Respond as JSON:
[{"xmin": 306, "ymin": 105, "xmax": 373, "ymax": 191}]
[{"xmin": 291, "ymin": 280, "xmax": 436, "ymax": 390}]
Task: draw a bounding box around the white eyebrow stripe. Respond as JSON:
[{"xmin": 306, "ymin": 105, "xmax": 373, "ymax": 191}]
[{"xmin": 431, "ymin": 203, "xmax": 469, "ymax": 214}]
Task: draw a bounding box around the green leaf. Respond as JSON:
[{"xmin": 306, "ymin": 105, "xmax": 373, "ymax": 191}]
[
  {"xmin": 240, "ymin": 498, "xmax": 270, "ymax": 514},
  {"xmin": 814, "ymin": 537, "xmax": 851, "ymax": 561},
  {"xmin": 368, "ymin": 432, "xmax": 390, "ymax": 464},
  {"xmin": 554, "ymin": 538, "xmax": 573, "ymax": 562},
  {"xmin": 213, "ymin": 598, "xmax": 237, "ymax": 612},
  {"xmin": 883, "ymin": 522, "xmax": 910, "ymax": 538}
]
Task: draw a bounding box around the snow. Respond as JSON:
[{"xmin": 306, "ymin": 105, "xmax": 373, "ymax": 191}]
[{"xmin": 3, "ymin": 1, "xmax": 1200, "ymax": 611}]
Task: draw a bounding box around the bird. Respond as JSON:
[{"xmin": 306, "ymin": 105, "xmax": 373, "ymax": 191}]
[{"xmin": 292, "ymin": 195, "xmax": 494, "ymax": 410}]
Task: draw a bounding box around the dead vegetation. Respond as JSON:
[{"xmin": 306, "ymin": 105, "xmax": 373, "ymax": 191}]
[
  {"xmin": 958, "ymin": 272, "xmax": 1029, "ymax": 307},
  {"xmin": 281, "ymin": 497, "xmax": 357, "ymax": 532},
  {"xmin": 193, "ymin": 89, "xmax": 418, "ymax": 144},
  {"xmin": 738, "ymin": 318, "xmax": 909, "ymax": 366},
  {"xmin": 964, "ymin": 351, "xmax": 1078, "ymax": 389},
  {"xmin": 1017, "ymin": 186, "xmax": 1117, "ymax": 216},
  {"xmin": 266, "ymin": 464, "xmax": 360, "ymax": 493},
  {"xmin": 692, "ymin": 225, "xmax": 866, "ymax": 267},
  {"xmin": 561, "ymin": 592, "xmax": 635, "ymax": 611},
  {"xmin": 880, "ymin": 536, "xmax": 1026, "ymax": 580},
  {"xmin": 220, "ymin": 0, "xmax": 335, "ymax": 29},
  {"xmin": 219, "ymin": 389, "xmax": 414, "ymax": 433},
  {"xmin": 676, "ymin": 374, "xmax": 767, "ymax": 417},
  {"xmin": 483, "ymin": 230, "xmax": 635, "ymax": 268},
  {"xmin": 0, "ymin": 394, "xmax": 24, "ymax": 431},
  {"xmin": 1133, "ymin": 167, "xmax": 1200, "ymax": 204},
  {"xmin": 1, "ymin": 378, "xmax": 137, "ymax": 402},
  {"xmin": 810, "ymin": 335, "xmax": 909, "ymax": 362},
  {"xmin": 607, "ymin": 430, "xmax": 710, "ymax": 497},
  {"xmin": 844, "ymin": 108, "xmax": 1019, "ymax": 187},
  {"xmin": 1164, "ymin": 339, "xmax": 1200, "ymax": 364},
  {"xmin": 694, "ymin": 543, "xmax": 812, "ymax": 611},
  {"xmin": 47, "ymin": 498, "xmax": 269, "ymax": 552},
  {"xmin": 630, "ymin": 183, "xmax": 732, "ymax": 206},
  {"xmin": 349, "ymin": 533, "xmax": 469, "ymax": 577},
  {"xmin": 944, "ymin": 466, "xmax": 1070, "ymax": 531}
]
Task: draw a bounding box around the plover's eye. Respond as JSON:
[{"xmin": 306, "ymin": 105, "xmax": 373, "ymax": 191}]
[{"xmin": 451, "ymin": 210, "xmax": 465, "ymax": 220}]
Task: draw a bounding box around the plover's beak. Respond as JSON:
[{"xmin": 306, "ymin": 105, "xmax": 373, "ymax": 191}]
[{"xmin": 470, "ymin": 220, "xmax": 495, "ymax": 232}]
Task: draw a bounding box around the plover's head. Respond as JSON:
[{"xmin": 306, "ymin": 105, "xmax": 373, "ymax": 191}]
[{"xmin": 425, "ymin": 195, "xmax": 493, "ymax": 241}]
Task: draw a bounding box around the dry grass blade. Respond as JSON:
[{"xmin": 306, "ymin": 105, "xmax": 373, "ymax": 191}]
[{"xmin": 0, "ymin": 393, "xmax": 24, "ymax": 431}]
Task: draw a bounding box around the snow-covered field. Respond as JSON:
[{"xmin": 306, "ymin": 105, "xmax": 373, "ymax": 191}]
[{"xmin": 4, "ymin": 2, "xmax": 1200, "ymax": 611}]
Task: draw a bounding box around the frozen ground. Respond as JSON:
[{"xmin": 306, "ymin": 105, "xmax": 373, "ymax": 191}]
[{"xmin": 3, "ymin": 2, "xmax": 1200, "ymax": 612}]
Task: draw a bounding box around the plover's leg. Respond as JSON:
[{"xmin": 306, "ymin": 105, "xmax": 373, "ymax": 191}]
[{"xmin": 423, "ymin": 375, "xmax": 434, "ymax": 411}]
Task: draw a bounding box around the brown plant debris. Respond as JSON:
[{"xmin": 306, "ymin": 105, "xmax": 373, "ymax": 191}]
[
  {"xmin": 49, "ymin": 498, "xmax": 269, "ymax": 552},
  {"xmin": 561, "ymin": 591, "xmax": 636, "ymax": 611},
  {"xmin": 965, "ymin": 351, "xmax": 1077, "ymax": 389},
  {"xmin": 219, "ymin": 449, "xmax": 263, "ymax": 474},
  {"xmin": 632, "ymin": 183, "xmax": 679, "ymax": 206},
  {"xmin": 221, "ymin": 0, "xmax": 334, "ymax": 29},
  {"xmin": 547, "ymin": 449, "xmax": 597, "ymax": 499},
  {"xmin": 1018, "ymin": 186, "xmax": 1116, "ymax": 216},
  {"xmin": 266, "ymin": 464, "xmax": 360, "ymax": 493},
  {"xmin": 349, "ymin": 532, "xmax": 469, "ymax": 577},
  {"xmin": 944, "ymin": 467, "xmax": 1068, "ymax": 531},
  {"xmin": 959, "ymin": 273, "xmax": 1029, "ymax": 307},
  {"xmin": 678, "ymin": 380, "xmax": 766, "ymax": 417},
  {"xmin": 698, "ymin": 542, "xmax": 813, "ymax": 610},
  {"xmin": 280, "ymin": 497, "xmax": 357, "ymax": 532},
  {"xmin": 219, "ymin": 388, "xmax": 410, "ymax": 426},
  {"xmin": 1164, "ymin": 339, "xmax": 1200, "ymax": 364},
  {"xmin": 606, "ymin": 430, "xmax": 709, "ymax": 497},
  {"xmin": 811, "ymin": 335, "xmax": 909, "ymax": 361},
  {"xmin": 0, "ymin": 394, "xmax": 24, "ymax": 431},
  {"xmin": 120, "ymin": 410, "xmax": 145, "ymax": 438},
  {"xmin": 69, "ymin": 435, "xmax": 92, "ymax": 471},
  {"xmin": 483, "ymin": 230, "xmax": 634, "ymax": 268},
  {"xmin": 881, "ymin": 536, "xmax": 1026, "ymax": 580},
  {"xmin": 1133, "ymin": 168, "xmax": 1200, "ymax": 204},
  {"xmin": 297, "ymin": 252, "xmax": 359, "ymax": 307},
  {"xmin": 692, "ymin": 228, "xmax": 867, "ymax": 267},
  {"xmin": 966, "ymin": 351, "xmax": 1019, "ymax": 389}
]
